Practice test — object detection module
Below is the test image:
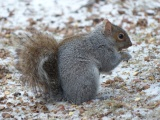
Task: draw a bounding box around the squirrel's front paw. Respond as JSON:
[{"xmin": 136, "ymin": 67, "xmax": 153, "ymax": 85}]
[{"xmin": 120, "ymin": 52, "xmax": 132, "ymax": 62}]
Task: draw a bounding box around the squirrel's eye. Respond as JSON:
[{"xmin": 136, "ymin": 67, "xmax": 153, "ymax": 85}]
[{"xmin": 118, "ymin": 33, "xmax": 124, "ymax": 40}]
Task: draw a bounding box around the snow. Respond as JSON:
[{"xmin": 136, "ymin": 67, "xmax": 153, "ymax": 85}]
[
  {"xmin": 145, "ymin": 83, "xmax": 160, "ymax": 101},
  {"xmin": 0, "ymin": 0, "xmax": 160, "ymax": 119}
]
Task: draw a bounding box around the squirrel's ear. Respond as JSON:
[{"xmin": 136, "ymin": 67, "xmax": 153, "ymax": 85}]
[{"xmin": 103, "ymin": 19, "xmax": 112, "ymax": 35}]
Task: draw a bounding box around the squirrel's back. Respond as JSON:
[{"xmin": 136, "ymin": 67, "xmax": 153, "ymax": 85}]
[{"xmin": 15, "ymin": 31, "xmax": 61, "ymax": 96}]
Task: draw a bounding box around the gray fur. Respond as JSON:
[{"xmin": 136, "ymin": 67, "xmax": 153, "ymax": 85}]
[
  {"xmin": 16, "ymin": 22, "xmax": 131, "ymax": 104},
  {"xmin": 58, "ymin": 23, "xmax": 131, "ymax": 104}
]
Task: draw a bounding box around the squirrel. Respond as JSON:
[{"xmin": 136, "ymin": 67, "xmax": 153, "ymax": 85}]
[{"xmin": 15, "ymin": 19, "xmax": 132, "ymax": 105}]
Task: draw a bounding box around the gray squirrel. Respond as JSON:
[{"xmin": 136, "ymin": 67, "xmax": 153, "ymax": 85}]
[{"xmin": 15, "ymin": 19, "xmax": 132, "ymax": 104}]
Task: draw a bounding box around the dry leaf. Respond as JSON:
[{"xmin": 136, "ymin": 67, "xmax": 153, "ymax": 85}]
[
  {"xmin": 114, "ymin": 76, "xmax": 124, "ymax": 82},
  {"xmin": 4, "ymin": 91, "xmax": 10, "ymax": 95},
  {"xmin": 135, "ymin": 98, "xmax": 141, "ymax": 101},
  {"xmin": 57, "ymin": 105, "xmax": 65, "ymax": 111},
  {"xmin": 2, "ymin": 113, "xmax": 13, "ymax": 118},
  {"xmin": 0, "ymin": 106, "xmax": 5, "ymax": 111}
]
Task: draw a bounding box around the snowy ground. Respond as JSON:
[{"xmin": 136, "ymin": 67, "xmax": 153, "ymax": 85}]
[{"xmin": 0, "ymin": 0, "xmax": 160, "ymax": 119}]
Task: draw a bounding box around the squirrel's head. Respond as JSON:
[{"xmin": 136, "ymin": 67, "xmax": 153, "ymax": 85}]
[{"xmin": 102, "ymin": 19, "xmax": 132, "ymax": 51}]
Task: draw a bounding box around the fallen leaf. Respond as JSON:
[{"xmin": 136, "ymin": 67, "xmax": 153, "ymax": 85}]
[
  {"xmin": 6, "ymin": 74, "xmax": 12, "ymax": 79},
  {"xmin": 0, "ymin": 106, "xmax": 5, "ymax": 111},
  {"xmin": 135, "ymin": 98, "xmax": 141, "ymax": 101},
  {"xmin": 148, "ymin": 76, "xmax": 154, "ymax": 80},
  {"xmin": 57, "ymin": 105, "xmax": 65, "ymax": 111},
  {"xmin": 4, "ymin": 91, "xmax": 10, "ymax": 95},
  {"xmin": 114, "ymin": 76, "xmax": 124, "ymax": 82},
  {"xmin": 69, "ymin": 112, "xmax": 74, "ymax": 116},
  {"xmin": 136, "ymin": 18, "xmax": 148, "ymax": 27},
  {"xmin": 133, "ymin": 79, "xmax": 141, "ymax": 83},
  {"xmin": 101, "ymin": 79, "xmax": 114, "ymax": 87},
  {"xmin": 133, "ymin": 72, "xmax": 139, "ymax": 76},
  {"xmin": 143, "ymin": 85, "xmax": 150, "ymax": 90},
  {"xmin": 13, "ymin": 92, "xmax": 21, "ymax": 97},
  {"xmin": 2, "ymin": 113, "xmax": 13, "ymax": 118}
]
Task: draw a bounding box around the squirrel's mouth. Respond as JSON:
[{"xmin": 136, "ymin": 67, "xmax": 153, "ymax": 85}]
[
  {"xmin": 122, "ymin": 42, "xmax": 132, "ymax": 50},
  {"xmin": 118, "ymin": 45, "xmax": 130, "ymax": 51}
]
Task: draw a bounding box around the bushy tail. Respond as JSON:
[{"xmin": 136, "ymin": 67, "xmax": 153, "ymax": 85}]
[{"xmin": 14, "ymin": 30, "xmax": 61, "ymax": 96}]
